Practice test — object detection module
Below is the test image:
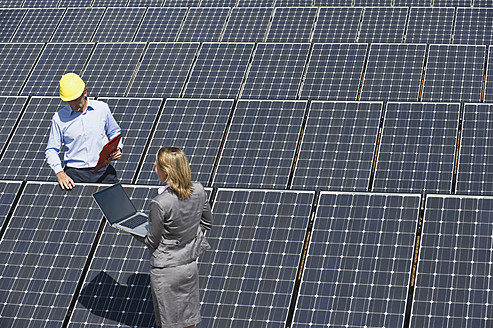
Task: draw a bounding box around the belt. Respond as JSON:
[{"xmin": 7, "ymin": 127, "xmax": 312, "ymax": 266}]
[{"xmin": 65, "ymin": 166, "xmax": 96, "ymax": 171}]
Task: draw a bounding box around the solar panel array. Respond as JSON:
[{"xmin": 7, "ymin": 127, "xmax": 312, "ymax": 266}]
[{"xmin": 1, "ymin": 1, "xmax": 493, "ymax": 328}]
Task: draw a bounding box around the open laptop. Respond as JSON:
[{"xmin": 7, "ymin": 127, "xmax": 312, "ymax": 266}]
[{"xmin": 92, "ymin": 183, "xmax": 148, "ymax": 237}]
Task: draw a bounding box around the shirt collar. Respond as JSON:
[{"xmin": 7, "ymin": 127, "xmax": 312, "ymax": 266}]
[{"xmin": 158, "ymin": 185, "xmax": 170, "ymax": 194}]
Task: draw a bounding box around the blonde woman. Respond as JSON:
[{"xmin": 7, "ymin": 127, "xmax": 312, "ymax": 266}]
[{"xmin": 136, "ymin": 147, "xmax": 212, "ymax": 328}]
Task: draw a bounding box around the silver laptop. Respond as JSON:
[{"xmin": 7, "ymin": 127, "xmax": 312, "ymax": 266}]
[{"xmin": 92, "ymin": 183, "xmax": 148, "ymax": 237}]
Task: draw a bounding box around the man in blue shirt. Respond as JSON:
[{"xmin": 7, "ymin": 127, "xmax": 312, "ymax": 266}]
[{"xmin": 45, "ymin": 73, "xmax": 122, "ymax": 190}]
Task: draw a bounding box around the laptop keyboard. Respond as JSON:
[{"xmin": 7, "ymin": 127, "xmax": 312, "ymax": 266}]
[{"xmin": 121, "ymin": 214, "xmax": 147, "ymax": 229}]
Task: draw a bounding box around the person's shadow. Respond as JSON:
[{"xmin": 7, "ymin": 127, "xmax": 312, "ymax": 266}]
[{"xmin": 77, "ymin": 271, "xmax": 157, "ymax": 327}]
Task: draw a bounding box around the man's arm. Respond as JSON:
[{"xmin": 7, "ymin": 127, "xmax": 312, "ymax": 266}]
[{"xmin": 45, "ymin": 117, "xmax": 75, "ymax": 190}]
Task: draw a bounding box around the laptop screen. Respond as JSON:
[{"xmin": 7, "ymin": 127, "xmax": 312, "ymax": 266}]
[{"xmin": 92, "ymin": 184, "xmax": 137, "ymax": 224}]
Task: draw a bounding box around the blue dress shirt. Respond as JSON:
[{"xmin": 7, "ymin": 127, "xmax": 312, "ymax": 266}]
[{"xmin": 45, "ymin": 99, "xmax": 122, "ymax": 175}]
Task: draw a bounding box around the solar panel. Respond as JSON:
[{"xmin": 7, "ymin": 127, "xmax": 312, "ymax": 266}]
[
  {"xmin": 0, "ymin": 96, "xmax": 28, "ymax": 156},
  {"xmin": 299, "ymin": 43, "xmax": 366, "ymax": 100},
  {"xmin": 97, "ymin": 97, "xmax": 163, "ymax": 184},
  {"xmin": 81, "ymin": 42, "xmax": 146, "ymax": 97},
  {"xmin": 200, "ymin": 188, "xmax": 314, "ymax": 327},
  {"xmin": 0, "ymin": 182, "xmax": 104, "ymax": 327},
  {"xmin": 0, "ymin": 9, "xmax": 26, "ymax": 42},
  {"xmin": 133, "ymin": 7, "xmax": 187, "ymax": 42},
  {"xmin": 237, "ymin": 0, "xmax": 275, "ymax": 5},
  {"xmin": 265, "ymin": 7, "xmax": 317, "ymax": 43},
  {"xmin": 433, "ymin": 0, "xmax": 470, "ymax": 6},
  {"xmin": 312, "ymin": 7, "xmax": 362, "ymax": 43},
  {"xmin": 354, "ymin": 0, "xmax": 391, "ymax": 5},
  {"xmin": 405, "ymin": 7, "xmax": 454, "ymax": 44},
  {"xmin": 22, "ymin": 0, "xmax": 60, "ymax": 7},
  {"xmin": 92, "ymin": 0, "xmax": 129, "ymax": 5},
  {"xmin": 92, "ymin": 7, "xmax": 146, "ymax": 43},
  {"xmin": 10, "ymin": 8, "xmax": 64, "ymax": 43},
  {"xmin": 411, "ymin": 195, "xmax": 493, "ymax": 328},
  {"xmin": 51, "ymin": 7, "xmax": 105, "ymax": 43},
  {"xmin": 360, "ymin": 44, "xmax": 426, "ymax": 101},
  {"xmin": 128, "ymin": 0, "xmax": 165, "ymax": 5},
  {"xmin": 454, "ymin": 8, "xmax": 493, "ymax": 45},
  {"xmin": 275, "ymin": 0, "xmax": 313, "ymax": 5},
  {"xmin": 177, "ymin": 7, "xmax": 230, "ymax": 42},
  {"xmin": 0, "ymin": 43, "xmax": 44, "ymax": 96},
  {"xmin": 456, "ymin": 104, "xmax": 493, "ymax": 195},
  {"xmin": 485, "ymin": 45, "xmax": 493, "ymax": 102},
  {"xmin": 393, "ymin": 0, "xmax": 431, "ymax": 5},
  {"xmin": 58, "ymin": 0, "xmax": 93, "ymax": 6},
  {"xmin": 293, "ymin": 192, "xmax": 420, "ymax": 328},
  {"xmin": 292, "ymin": 101, "xmax": 382, "ymax": 191},
  {"xmin": 0, "ymin": 97, "xmax": 64, "ymax": 182},
  {"xmin": 473, "ymin": 0, "xmax": 493, "ymax": 7},
  {"xmin": 221, "ymin": 7, "xmax": 273, "ymax": 42},
  {"xmin": 239, "ymin": 43, "xmax": 310, "ymax": 99},
  {"xmin": 421, "ymin": 45, "xmax": 485, "ymax": 102},
  {"xmin": 67, "ymin": 184, "xmax": 160, "ymax": 327},
  {"xmin": 164, "ymin": 0, "xmax": 200, "ymax": 6},
  {"xmin": 373, "ymin": 102, "xmax": 459, "ymax": 194},
  {"xmin": 135, "ymin": 98, "xmax": 234, "ymax": 185},
  {"xmin": 128, "ymin": 42, "xmax": 199, "ymax": 98},
  {"xmin": 212, "ymin": 100, "xmax": 306, "ymax": 189},
  {"xmin": 0, "ymin": 0, "xmax": 22, "ymax": 7},
  {"xmin": 200, "ymin": 0, "xmax": 238, "ymax": 5},
  {"xmin": 183, "ymin": 42, "xmax": 254, "ymax": 99},
  {"xmin": 21, "ymin": 43, "xmax": 94, "ymax": 97},
  {"xmin": 314, "ymin": 0, "xmax": 352, "ymax": 5},
  {"xmin": 0, "ymin": 181, "xmax": 22, "ymax": 230},
  {"xmin": 358, "ymin": 7, "xmax": 408, "ymax": 43}
]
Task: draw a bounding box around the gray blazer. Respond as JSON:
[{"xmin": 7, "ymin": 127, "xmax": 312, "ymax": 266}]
[{"xmin": 137, "ymin": 182, "xmax": 212, "ymax": 268}]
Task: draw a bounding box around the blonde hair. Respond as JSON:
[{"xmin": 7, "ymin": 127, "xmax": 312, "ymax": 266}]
[{"xmin": 156, "ymin": 147, "xmax": 194, "ymax": 199}]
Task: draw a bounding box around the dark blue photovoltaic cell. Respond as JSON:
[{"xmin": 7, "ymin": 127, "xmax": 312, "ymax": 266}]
[
  {"xmin": 97, "ymin": 98, "xmax": 162, "ymax": 184},
  {"xmin": 213, "ymin": 100, "xmax": 306, "ymax": 189},
  {"xmin": 82, "ymin": 43, "xmax": 146, "ymax": 97},
  {"xmin": 0, "ymin": 97, "xmax": 64, "ymax": 182},
  {"xmin": 314, "ymin": 0, "xmax": 352, "ymax": 4},
  {"xmin": 0, "ymin": 182, "xmax": 104, "ymax": 328},
  {"xmin": 454, "ymin": 8, "xmax": 493, "ymax": 45},
  {"xmin": 11, "ymin": 8, "xmax": 64, "ymax": 42},
  {"xmin": 200, "ymin": 0, "xmax": 238, "ymax": 5},
  {"xmin": 265, "ymin": 7, "xmax": 317, "ymax": 42},
  {"xmin": 237, "ymin": 0, "xmax": 274, "ymax": 5},
  {"xmin": 411, "ymin": 195, "xmax": 493, "ymax": 328},
  {"xmin": 360, "ymin": 44, "xmax": 426, "ymax": 101},
  {"xmin": 0, "ymin": 43, "xmax": 44, "ymax": 96},
  {"xmin": 92, "ymin": 0, "xmax": 128, "ymax": 5},
  {"xmin": 485, "ymin": 45, "xmax": 493, "ymax": 102},
  {"xmin": 200, "ymin": 189, "xmax": 313, "ymax": 327},
  {"xmin": 358, "ymin": 7, "xmax": 408, "ymax": 43},
  {"xmin": 22, "ymin": 0, "xmax": 59, "ymax": 7},
  {"xmin": 92, "ymin": 7, "xmax": 146, "ymax": 43},
  {"xmin": 355, "ymin": 0, "xmax": 391, "ymax": 5},
  {"xmin": 58, "ymin": 0, "xmax": 93, "ymax": 6},
  {"xmin": 240, "ymin": 43, "xmax": 310, "ymax": 99},
  {"xmin": 433, "ymin": 0, "xmax": 469, "ymax": 6},
  {"xmin": 312, "ymin": 7, "xmax": 362, "ymax": 43},
  {"xmin": 473, "ymin": 0, "xmax": 493, "ymax": 7},
  {"xmin": 405, "ymin": 7, "xmax": 454, "ymax": 44},
  {"xmin": 300, "ymin": 43, "xmax": 367, "ymax": 100},
  {"xmin": 21, "ymin": 43, "xmax": 94, "ymax": 96},
  {"xmin": 134, "ymin": 7, "xmax": 187, "ymax": 42},
  {"xmin": 0, "ymin": 9, "xmax": 25, "ymax": 42},
  {"xmin": 136, "ymin": 98, "xmax": 234, "ymax": 185},
  {"xmin": 456, "ymin": 104, "xmax": 493, "ymax": 195},
  {"xmin": 275, "ymin": 0, "xmax": 312, "ymax": 5},
  {"xmin": 51, "ymin": 7, "xmax": 105, "ymax": 43},
  {"xmin": 128, "ymin": 0, "xmax": 164, "ymax": 5},
  {"xmin": 221, "ymin": 7, "xmax": 273, "ymax": 42},
  {"xmin": 128, "ymin": 42, "xmax": 199, "ymax": 97},
  {"xmin": 177, "ymin": 7, "xmax": 230, "ymax": 42},
  {"xmin": 0, "ymin": 181, "xmax": 22, "ymax": 229},
  {"xmin": 394, "ymin": 0, "xmax": 431, "ymax": 5},
  {"xmin": 373, "ymin": 102, "xmax": 459, "ymax": 194},
  {"xmin": 0, "ymin": 96, "xmax": 28, "ymax": 155},
  {"xmin": 164, "ymin": 0, "xmax": 200, "ymax": 6},
  {"xmin": 421, "ymin": 45, "xmax": 485, "ymax": 102},
  {"xmin": 183, "ymin": 43, "xmax": 254, "ymax": 98},
  {"xmin": 293, "ymin": 192, "xmax": 420, "ymax": 328},
  {"xmin": 292, "ymin": 101, "xmax": 382, "ymax": 191},
  {"xmin": 67, "ymin": 184, "xmax": 160, "ymax": 328}
]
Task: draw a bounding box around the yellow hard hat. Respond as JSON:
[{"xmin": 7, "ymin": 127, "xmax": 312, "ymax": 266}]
[{"xmin": 59, "ymin": 73, "xmax": 85, "ymax": 101}]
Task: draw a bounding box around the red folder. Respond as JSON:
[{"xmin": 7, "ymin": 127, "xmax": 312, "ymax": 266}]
[{"xmin": 93, "ymin": 133, "xmax": 122, "ymax": 173}]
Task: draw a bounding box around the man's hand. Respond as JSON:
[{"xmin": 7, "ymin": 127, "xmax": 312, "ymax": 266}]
[
  {"xmin": 56, "ymin": 171, "xmax": 75, "ymax": 190},
  {"xmin": 101, "ymin": 148, "xmax": 122, "ymax": 167}
]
